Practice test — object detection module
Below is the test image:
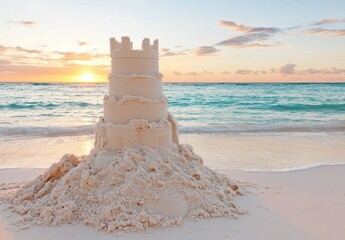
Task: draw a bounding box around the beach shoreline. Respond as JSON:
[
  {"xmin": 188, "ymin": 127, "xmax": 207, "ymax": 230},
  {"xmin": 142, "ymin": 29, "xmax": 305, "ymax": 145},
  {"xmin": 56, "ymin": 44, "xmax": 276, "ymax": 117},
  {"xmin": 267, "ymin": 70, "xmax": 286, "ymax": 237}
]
[{"xmin": 1, "ymin": 132, "xmax": 344, "ymax": 170}]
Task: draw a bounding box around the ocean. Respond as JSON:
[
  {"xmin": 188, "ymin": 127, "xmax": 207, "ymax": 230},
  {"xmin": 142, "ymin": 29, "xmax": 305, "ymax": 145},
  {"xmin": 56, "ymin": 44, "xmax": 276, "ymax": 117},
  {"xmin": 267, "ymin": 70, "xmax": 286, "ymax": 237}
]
[{"xmin": 1, "ymin": 82, "xmax": 345, "ymax": 170}]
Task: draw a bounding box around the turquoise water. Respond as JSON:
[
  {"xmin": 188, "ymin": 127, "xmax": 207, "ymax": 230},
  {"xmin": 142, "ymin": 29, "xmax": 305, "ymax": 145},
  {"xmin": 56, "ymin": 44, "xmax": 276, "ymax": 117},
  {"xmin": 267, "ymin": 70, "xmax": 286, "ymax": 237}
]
[
  {"xmin": 0, "ymin": 83, "xmax": 345, "ymax": 137},
  {"xmin": 0, "ymin": 82, "xmax": 345, "ymax": 170}
]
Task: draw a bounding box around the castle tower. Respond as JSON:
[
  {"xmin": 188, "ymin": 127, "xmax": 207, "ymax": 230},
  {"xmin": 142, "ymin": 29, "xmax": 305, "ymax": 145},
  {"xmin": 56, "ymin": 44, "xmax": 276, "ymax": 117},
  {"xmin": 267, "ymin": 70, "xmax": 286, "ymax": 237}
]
[{"xmin": 95, "ymin": 36, "xmax": 179, "ymax": 149}]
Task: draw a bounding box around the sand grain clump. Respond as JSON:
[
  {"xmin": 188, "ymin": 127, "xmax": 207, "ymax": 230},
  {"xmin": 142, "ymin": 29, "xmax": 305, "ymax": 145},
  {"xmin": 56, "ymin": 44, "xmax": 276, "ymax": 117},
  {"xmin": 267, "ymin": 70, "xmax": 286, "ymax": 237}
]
[{"xmin": 3, "ymin": 144, "xmax": 245, "ymax": 233}]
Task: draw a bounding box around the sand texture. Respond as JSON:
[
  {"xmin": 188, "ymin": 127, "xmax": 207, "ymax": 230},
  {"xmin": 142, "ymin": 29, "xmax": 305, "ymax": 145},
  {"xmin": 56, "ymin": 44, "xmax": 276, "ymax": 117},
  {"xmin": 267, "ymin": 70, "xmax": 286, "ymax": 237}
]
[
  {"xmin": 1, "ymin": 144, "xmax": 244, "ymax": 233},
  {"xmin": 1, "ymin": 164, "xmax": 345, "ymax": 240}
]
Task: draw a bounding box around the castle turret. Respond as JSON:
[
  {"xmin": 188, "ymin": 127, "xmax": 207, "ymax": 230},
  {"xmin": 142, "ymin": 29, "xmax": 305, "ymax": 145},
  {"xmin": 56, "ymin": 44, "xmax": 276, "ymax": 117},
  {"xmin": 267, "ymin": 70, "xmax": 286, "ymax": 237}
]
[
  {"xmin": 109, "ymin": 37, "xmax": 159, "ymax": 75},
  {"xmin": 95, "ymin": 36, "xmax": 179, "ymax": 149}
]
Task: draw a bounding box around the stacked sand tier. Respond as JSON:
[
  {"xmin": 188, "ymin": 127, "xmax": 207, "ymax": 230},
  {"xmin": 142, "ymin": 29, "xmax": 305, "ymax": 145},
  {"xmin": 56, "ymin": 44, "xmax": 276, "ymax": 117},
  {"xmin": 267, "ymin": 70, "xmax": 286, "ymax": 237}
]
[{"xmin": 95, "ymin": 37, "xmax": 179, "ymax": 150}]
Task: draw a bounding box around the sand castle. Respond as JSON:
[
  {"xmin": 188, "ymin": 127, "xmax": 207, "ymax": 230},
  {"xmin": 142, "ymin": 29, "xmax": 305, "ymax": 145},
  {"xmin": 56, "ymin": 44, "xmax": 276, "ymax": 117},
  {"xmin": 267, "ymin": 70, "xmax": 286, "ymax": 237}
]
[
  {"xmin": 2, "ymin": 37, "xmax": 245, "ymax": 233},
  {"xmin": 95, "ymin": 36, "xmax": 178, "ymax": 150}
]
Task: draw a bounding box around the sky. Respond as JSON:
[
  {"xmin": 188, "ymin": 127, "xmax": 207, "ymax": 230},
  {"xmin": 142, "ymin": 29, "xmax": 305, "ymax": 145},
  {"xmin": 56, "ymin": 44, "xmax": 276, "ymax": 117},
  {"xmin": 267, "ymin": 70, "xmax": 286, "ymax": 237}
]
[{"xmin": 0, "ymin": 0, "xmax": 345, "ymax": 83}]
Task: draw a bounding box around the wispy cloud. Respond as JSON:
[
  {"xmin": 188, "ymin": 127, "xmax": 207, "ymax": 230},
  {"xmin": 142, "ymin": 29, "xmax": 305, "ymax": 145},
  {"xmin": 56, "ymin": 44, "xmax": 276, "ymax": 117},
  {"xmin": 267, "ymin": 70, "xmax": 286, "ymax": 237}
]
[
  {"xmin": 217, "ymin": 33, "xmax": 282, "ymax": 48},
  {"xmin": 160, "ymin": 48, "xmax": 189, "ymax": 57},
  {"xmin": 56, "ymin": 51, "xmax": 108, "ymax": 61},
  {"xmin": 304, "ymin": 28, "xmax": 345, "ymax": 37},
  {"xmin": 15, "ymin": 46, "xmax": 41, "ymax": 54},
  {"xmin": 77, "ymin": 41, "xmax": 87, "ymax": 46},
  {"xmin": 170, "ymin": 70, "xmax": 213, "ymax": 76},
  {"xmin": 280, "ymin": 63, "xmax": 296, "ymax": 74},
  {"xmin": 192, "ymin": 46, "xmax": 220, "ymax": 56},
  {"xmin": 161, "ymin": 46, "xmax": 219, "ymax": 57},
  {"xmin": 0, "ymin": 64, "xmax": 108, "ymax": 76},
  {"xmin": 0, "ymin": 59, "xmax": 11, "ymax": 65},
  {"xmin": 278, "ymin": 64, "xmax": 345, "ymax": 75},
  {"xmin": 311, "ymin": 19, "xmax": 345, "ymax": 26},
  {"xmin": 219, "ymin": 20, "xmax": 281, "ymax": 34},
  {"xmin": 236, "ymin": 69, "xmax": 260, "ymax": 75},
  {"xmin": 9, "ymin": 20, "xmax": 37, "ymax": 26},
  {"xmin": 303, "ymin": 68, "xmax": 345, "ymax": 74},
  {"xmin": 0, "ymin": 43, "xmax": 109, "ymax": 79},
  {"xmin": 185, "ymin": 72, "xmax": 200, "ymax": 77},
  {"xmin": 172, "ymin": 71, "xmax": 182, "ymax": 75},
  {"xmin": 300, "ymin": 18, "xmax": 345, "ymax": 37},
  {"xmin": 0, "ymin": 45, "xmax": 7, "ymax": 53},
  {"xmin": 0, "ymin": 45, "xmax": 41, "ymax": 54},
  {"xmin": 217, "ymin": 20, "xmax": 283, "ymax": 48}
]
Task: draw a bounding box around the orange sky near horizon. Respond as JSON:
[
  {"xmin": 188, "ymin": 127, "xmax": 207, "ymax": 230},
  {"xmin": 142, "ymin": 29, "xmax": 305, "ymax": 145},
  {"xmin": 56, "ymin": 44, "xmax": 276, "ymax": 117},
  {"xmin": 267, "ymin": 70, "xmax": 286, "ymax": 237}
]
[{"xmin": 0, "ymin": 0, "xmax": 345, "ymax": 83}]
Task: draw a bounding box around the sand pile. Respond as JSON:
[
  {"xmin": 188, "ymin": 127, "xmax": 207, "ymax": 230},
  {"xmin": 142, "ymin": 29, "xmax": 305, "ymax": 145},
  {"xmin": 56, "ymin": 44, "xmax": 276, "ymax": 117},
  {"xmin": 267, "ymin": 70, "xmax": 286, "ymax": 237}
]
[{"xmin": 3, "ymin": 144, "xmax": 245, "ymax": 232}]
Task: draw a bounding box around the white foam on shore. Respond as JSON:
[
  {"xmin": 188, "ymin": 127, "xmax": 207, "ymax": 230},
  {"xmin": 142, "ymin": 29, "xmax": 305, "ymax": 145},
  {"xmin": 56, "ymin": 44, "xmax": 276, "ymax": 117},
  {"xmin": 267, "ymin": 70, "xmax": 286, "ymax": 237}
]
[{"xmin": 1, "ymin": 120, "xmax": 345, "ymax": 138}]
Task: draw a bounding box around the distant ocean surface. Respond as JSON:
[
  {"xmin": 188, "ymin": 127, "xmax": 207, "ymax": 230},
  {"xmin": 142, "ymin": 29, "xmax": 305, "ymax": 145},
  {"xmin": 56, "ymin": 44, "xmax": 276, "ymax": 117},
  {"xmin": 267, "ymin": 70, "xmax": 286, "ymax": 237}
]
[
  {"xmin": 0, "ymin": 82, "xmax": 345, "ymax": 170},
  {"xmin": 1, "ymin": 82, "xmax": 345, "ymax": 136}
]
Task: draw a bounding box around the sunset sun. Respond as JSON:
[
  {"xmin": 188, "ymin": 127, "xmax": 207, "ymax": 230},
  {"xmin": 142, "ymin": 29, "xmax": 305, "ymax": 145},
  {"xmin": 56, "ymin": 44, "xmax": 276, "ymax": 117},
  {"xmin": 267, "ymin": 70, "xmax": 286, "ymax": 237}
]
[{"xmin": 79, "ymin": 73, "xmax": 95, "ymax": 82}]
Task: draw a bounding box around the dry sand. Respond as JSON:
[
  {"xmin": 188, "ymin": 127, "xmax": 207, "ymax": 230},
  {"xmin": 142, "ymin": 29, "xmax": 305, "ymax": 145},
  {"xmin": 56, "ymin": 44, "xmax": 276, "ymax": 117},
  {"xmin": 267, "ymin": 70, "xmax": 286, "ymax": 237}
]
[
  {"xmin": 1, "ymin": 133, "xmax": 344, "ymax": 239},
  {"xmin": 0, "ymin": 144, "xmax": 244, "ymax": 234},
  {"xmin": 1, "ymin": 164, "xmax": 345, "ymax": 240}
]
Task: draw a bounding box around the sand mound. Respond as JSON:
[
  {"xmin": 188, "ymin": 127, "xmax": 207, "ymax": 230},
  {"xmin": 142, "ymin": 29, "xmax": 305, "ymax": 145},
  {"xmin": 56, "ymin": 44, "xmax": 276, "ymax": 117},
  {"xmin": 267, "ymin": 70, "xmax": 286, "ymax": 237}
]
[{"xmin": 4, "ymin": 144, "xmax": 245, "ymax": 232}]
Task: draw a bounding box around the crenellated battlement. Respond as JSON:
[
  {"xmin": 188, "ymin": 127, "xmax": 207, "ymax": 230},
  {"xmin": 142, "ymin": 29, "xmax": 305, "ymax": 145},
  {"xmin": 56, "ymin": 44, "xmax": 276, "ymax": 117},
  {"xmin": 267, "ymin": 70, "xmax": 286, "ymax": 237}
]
[{"xmin": 110, "ymin": 36, "xmax": 159, "ymax": 60}]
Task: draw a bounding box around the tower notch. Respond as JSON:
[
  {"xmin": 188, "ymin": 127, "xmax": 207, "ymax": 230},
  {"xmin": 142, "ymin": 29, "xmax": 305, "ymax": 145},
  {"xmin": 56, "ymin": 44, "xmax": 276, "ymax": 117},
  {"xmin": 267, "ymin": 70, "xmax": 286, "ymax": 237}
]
[{"xmin": 109, "ymin": 36, "xmax": 159, "ymax": 60}]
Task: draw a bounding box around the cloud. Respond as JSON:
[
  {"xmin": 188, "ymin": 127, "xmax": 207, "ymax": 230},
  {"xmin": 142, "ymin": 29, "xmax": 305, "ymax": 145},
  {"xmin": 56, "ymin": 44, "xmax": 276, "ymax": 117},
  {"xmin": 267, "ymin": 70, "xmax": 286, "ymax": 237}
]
[
  {"xmin": 0, "ymin": 43, "xmax": 110, "ymax": 79},
  {"xmin": 192, "ymin": 46, "xmax": 220, "ymax": 56},
  {"xmin": 172, "ymin": 71, "xmax": 182, "ymax": 75},
  {"xmin": 311, "ymin": 19, "xmax": 345, "ymax": 26},
  {"xmin": 217, "ymin": 33, "xmax": 282, "ymax": 48},
  {"xmin": 0, "ymin": 59, "xmax": 11, "ymax": 65},
  {"xmin": 0, "ymin": 63, "xmax": 108, "ymax": 75},
  {"xmin": 170, "ymin": 70, "xmax": 213, "ymax": 76},
  {"xmin": 219, "ymin": 20, "xmax": 281, "ymax": 34},
  {"xmin": 217, "ymin": 20, "xmax": 283, "ymax": 48},
  {"xmin": 280, "ymin": 63, "xmax": 296, "ymax": 74},
  {"xmin": 0, "ymin": 44, "xmax": 41, "ymax": 54},
  {"xmin": 303, "ymin": 68, "xmax": 345, "ymax": 75},
  {"xmin": 219, "ymin": 20, "xmax": 252, "ymax": 32},
  {"xmin": 15, "ymin": 46, "xmax": 41, "ymax": 54},
  {"xmin": 277, "ymin": 64, "xmax": 345, "ymax": 75},
  {"xmin": 301, "ymin": 18, "xmax": 345, "ymax": 37},
  {"xmin": 304, "ymin": 28, "xmax": 345, "ymax": 37},
  {"xmin": 0, "ymin": 43, "xmax": 111, "ymax": 81},
  {"xmin": 56, "ymin": 51, "xmax": 108, "ymax": 61},
  {"xmin": 161, "ymin": 46, "xmax": 219, "ymax": 57},
  {"xmin": 0, "ymin": 44, "xmax": 108, "ymax": 63},
  {"xmin": 9, "ymin": 20, "xmax": 36, "ymax": 26},
  {"xmin": 286, "ymin": 24, "xmax": 304, "ymax": 30},
  {"xmin": 185, "ymin": 72, "xmax": 200, "ymax": 77},
  {"xmin": 78, "ymin": 41, "xmax": 87, "ymax": 46},
  {"xmin": 160, "ymin": 48, "xmax": 189, "ymax": 57},
  {"xmin": 0, "ymin": 45, "xmax": 7, "ymax": 53},
  {"xmin": 236, "ymin": 69, "xmax": 260, "ymax": 75}
]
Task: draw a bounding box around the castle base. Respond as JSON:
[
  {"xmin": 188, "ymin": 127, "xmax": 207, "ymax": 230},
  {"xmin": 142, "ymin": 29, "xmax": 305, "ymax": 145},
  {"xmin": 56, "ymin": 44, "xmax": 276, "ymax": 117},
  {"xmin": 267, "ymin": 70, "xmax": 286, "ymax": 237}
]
[{"xmin": 95, "ymin": 118, "xmax": 176, "ymax": 150}]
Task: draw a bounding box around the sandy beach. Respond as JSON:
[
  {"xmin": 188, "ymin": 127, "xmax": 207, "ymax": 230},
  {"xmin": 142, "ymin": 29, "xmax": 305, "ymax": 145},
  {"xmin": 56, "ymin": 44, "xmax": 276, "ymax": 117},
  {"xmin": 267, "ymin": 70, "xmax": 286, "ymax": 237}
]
[
  {"xmin": 2, "ymin": 133, "xmax": 345, "ymax": 170},
  {"xmin": 2, "ymin": 131, "xmax": 344, "ymax": 240},
  {"xmin": 1, "ymin": 164, "xmax": 344, "ymax": 240},
  {"xmin": 1, "ymin": 1, "xmax": 345, "ymax": 237}
]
